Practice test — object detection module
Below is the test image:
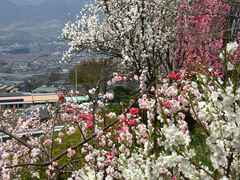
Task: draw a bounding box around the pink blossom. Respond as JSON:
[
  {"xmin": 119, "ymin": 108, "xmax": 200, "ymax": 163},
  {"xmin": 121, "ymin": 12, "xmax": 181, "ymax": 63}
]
[
  {"xmin": 44, "ymin": 139, "xmax": 52, "ymax": 146},
  {"xmin": 67, "ymin": 126, "xmax": 76, "ymax": 135},
  {"xmin": 107, "ymin": 81, "xmax": 111, "ymax": 86},
  {"xmin": 99, "ymin": 140, "xmax": 106, "ymax": 146},
  {"xmin": 67, "ymin": 148, "xmax": 75, "ymax": 158},
  {"xmin": 121, "ymin": 76, "xmax": 125, "ymax": 82},
  {"xmin": 46, "ymin": 170, "xmax": 51, "ymax": 177},
  {"xmin": 105, "ymin": 92, "xmax": 114, "ymax": 100},
  {"xmin": 52, "ymin": 162, "xmax": 58, "ymax": 168},
  {"xmin": 87, "ymin": 120, "xmax": 93, "ymax": 130},
  {"xmin": 85, "ymin": 154, "xmax": 91, "ymax": 162},
  {"xmin": 142, "ymin": 94, "xmax": 147, "ymax": 99},
  {"xmin": 105, "ymin": 113, "xmax": 109, "ymax": 119},
  {"xmin": 134, "ymin": 75, "xmax": 139, "ymax": 80},
  {"xmin": 97, "ymin": 100, "xmax": 105, "ymax": 108},
  {"xmin": 1, "ymin": 153, "xmax": 9, "ymax": 161},
  {"xmin": 123, "ymin": 118, "xmax": 129, "ymax": 125},
  {"xmin": 58, "ymin": 132, "xmax": 65, "ymax": 138},
  {"xmin": 108, "ymin": 140, "xmax": 113, "ymax": 147},
  {"xmin": 65, "ymin": 108, "xmax": 74, "ymax": 113},
  {"xmin": 97, "ymin": 162, "xmax": 105, "ymax": 170},
  {"xmin": 116, "ymin": 76, "xmax": 122, "ymax": 81}
]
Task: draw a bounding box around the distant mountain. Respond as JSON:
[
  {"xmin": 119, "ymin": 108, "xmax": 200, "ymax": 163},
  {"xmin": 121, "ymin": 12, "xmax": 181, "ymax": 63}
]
[
  {"xmin": 0, "ymin": 30, "xmax": 48, "ymax": 46},
  {"xmin": 0, "ymin": 0, "xmax": 91, "ymax": 37},
  {"xmin": 0, "ymin": 0, "xmax": 20, "ymax": 25}
]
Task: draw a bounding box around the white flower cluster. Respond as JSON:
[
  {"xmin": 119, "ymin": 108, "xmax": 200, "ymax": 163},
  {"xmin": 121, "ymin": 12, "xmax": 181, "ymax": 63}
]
[
  {"xmin": 196, "ymin": 78, "xmax": 240, "ymax": 178},
  {"xmin": 219, "ymin": 41, "xmax": 239, "ymax": 59},
  {"xmin": 62, "ymin": 0, "xmax": 180, "ymax": 74},
  {"xmin": 161, "ymin": 124, "xmax": 191, "ymax": 150},
  {"xmin": 117, "ymin": 144, "xmax": 202, "ymax": 179}
]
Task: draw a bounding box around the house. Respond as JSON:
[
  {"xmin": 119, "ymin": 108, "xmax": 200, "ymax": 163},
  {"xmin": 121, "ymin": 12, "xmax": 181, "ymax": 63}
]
[
  {"xmin": 0, "ymin": 84, "xmax": 21, "ymax": 93},
  {"xmin": 32, "ymin": 86, "xmax": 59, "ymax": 93}
]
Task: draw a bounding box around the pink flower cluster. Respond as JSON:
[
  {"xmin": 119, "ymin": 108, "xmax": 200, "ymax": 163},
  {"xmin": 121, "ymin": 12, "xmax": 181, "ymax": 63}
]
[
  {"xmin": 175, "ymin": 0, "xmax": 231, "ymax": 76},
  {"xmin": 78, "ymin": 113, "xmax": 93, "ymax": 130},
  {"xmin": 67, "ymin": 148, "xmax": 76, "ymax": 158},
  {"xmin": 129, "ymin": 107, "xmax": 139, "ymax": 115},
  {"xmin": 105, "ymin": 92, "xmax": 114, "ymax": 100}
]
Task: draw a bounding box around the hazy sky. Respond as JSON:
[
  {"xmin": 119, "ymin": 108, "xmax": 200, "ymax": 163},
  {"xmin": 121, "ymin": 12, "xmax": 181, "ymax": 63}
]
[{"xmin": 8, "ymin": 0, "xmax": 46, "ymax": 6}]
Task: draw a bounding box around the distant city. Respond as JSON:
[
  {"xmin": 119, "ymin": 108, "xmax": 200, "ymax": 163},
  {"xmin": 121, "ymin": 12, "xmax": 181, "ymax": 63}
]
[{"xmin": 0, "ymin": 0, "xmax": 92, "ymax": 92}]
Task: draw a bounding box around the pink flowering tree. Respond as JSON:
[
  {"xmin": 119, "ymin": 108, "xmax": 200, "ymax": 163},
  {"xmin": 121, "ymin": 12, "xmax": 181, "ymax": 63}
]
[{"xmin": 174, "ymin": 0, "xmax": 240, "ymax": 76}]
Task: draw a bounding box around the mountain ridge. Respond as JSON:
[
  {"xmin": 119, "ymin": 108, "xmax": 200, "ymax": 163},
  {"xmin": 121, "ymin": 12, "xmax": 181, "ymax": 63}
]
[{"xmin": 0, "ymin": 0, "xmax": 90, "ymax": 37}]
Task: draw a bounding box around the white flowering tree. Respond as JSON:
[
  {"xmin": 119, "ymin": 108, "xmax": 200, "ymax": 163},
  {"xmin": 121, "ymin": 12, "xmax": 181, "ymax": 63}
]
[{"xmin": 62, "ymin": 0, "xmax": 180, "ymax": 82}]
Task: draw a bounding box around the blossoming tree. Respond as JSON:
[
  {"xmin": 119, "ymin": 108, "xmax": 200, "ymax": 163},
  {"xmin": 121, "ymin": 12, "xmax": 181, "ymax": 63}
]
[
  {"xmin": 1, "ymin": 43, "xmax": 240, "ymax": 179},
  {"xmin": 175, "ymin": 0, "xmax": 240, "ymax": 76},
  {"xmin": 62, "ymin": 0, "xmax": 180, "ymax": 82},
  {"xmin": 1, "ymin": 0, "xmax": 240, "ymax": 179}
]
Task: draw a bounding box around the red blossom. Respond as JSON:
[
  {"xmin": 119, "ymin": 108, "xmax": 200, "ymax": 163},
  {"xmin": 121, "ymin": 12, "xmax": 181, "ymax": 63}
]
[
  {"xmin": 167, "ymin": 72, "xmax": 182, "ymax": 80},
  {"xmin": 58, "ymin": 93, "xmax": 65, "ymax": 101},
  {"xmin": 129, "ymin": 107, "xmax": 139, "ymax": 115},
  {"xmin": 105, "ymin": 152, "xmax": 111, "ymax": 156},
  {"xmin": 123, "ymin": 118, "xmax": 129, "ymax": 125},
  {"xmin": 121, "ymin": 76, "xmax": 125, "ymax": 82},
  {"xmin": 105, "ymin": 128, "xmax": 110, "ymax": 132}
]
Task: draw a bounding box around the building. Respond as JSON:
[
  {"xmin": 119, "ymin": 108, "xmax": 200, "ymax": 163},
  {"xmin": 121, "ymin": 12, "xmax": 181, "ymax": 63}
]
[
  {"xmin": 0, "ymin": 93, "xmax": 59, "ymax": 110},
  {"xmin": 32, "ymin": 86, "xmax": 59, "ymax": 93},
  {"xmin": 0, "ymin": 84, "xmax": 21, "ymax": 93}
]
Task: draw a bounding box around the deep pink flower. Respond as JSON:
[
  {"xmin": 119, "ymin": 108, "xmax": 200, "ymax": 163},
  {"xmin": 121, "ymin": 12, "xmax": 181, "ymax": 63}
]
[
  {"xmin": 105, "ymin": 114, "xmax": 109, "ymax": 119},
  {"xmin": 65, "ymin": 108, "xmax": 74, "ymax": 113},
  {"xmin": 162, "ymin": 101, "xmax": 170, "ymax": 109},
  {"xmin": 129, "ymin": 119, "xmax": 136, "ymax": 126},
  {"xmin": 129, "ymin": 107, "xmax": 139, "ymax": 115},
  {"xmin": 58, "ymin": 93, "xmax": 65, "ymax": 101},
  {"xmin": 87, "ymin": 121, "xmax": 93, "ymax": 130},
  {"xmin": 123, "ymin": 118, "xmax": 128, "ymax": 125},
  {"xmin": 105, "ymin": 152, "xmax": 111, "ymax": 156},
  {"xmin": 52, "ymin": 162, "xmax": 58, "ymax": 168}
]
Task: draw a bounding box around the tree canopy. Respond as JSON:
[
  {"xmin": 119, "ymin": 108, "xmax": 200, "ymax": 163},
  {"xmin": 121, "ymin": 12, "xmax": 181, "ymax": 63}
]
[{"xmin": 68, "ymin": 58, "xmax": 115, "ymax": 90}]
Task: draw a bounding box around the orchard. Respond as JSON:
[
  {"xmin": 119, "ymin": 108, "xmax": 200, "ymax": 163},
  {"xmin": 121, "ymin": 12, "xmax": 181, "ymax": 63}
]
[{"xmin": 1, "ymin": 0, "xmax": 240, "ymax": 179}]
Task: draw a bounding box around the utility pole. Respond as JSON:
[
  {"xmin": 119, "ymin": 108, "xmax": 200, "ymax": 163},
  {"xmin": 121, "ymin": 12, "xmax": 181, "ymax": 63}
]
[{"xmin": 75, "ymin": 67, "xmax": 77, "ymax": 93}]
